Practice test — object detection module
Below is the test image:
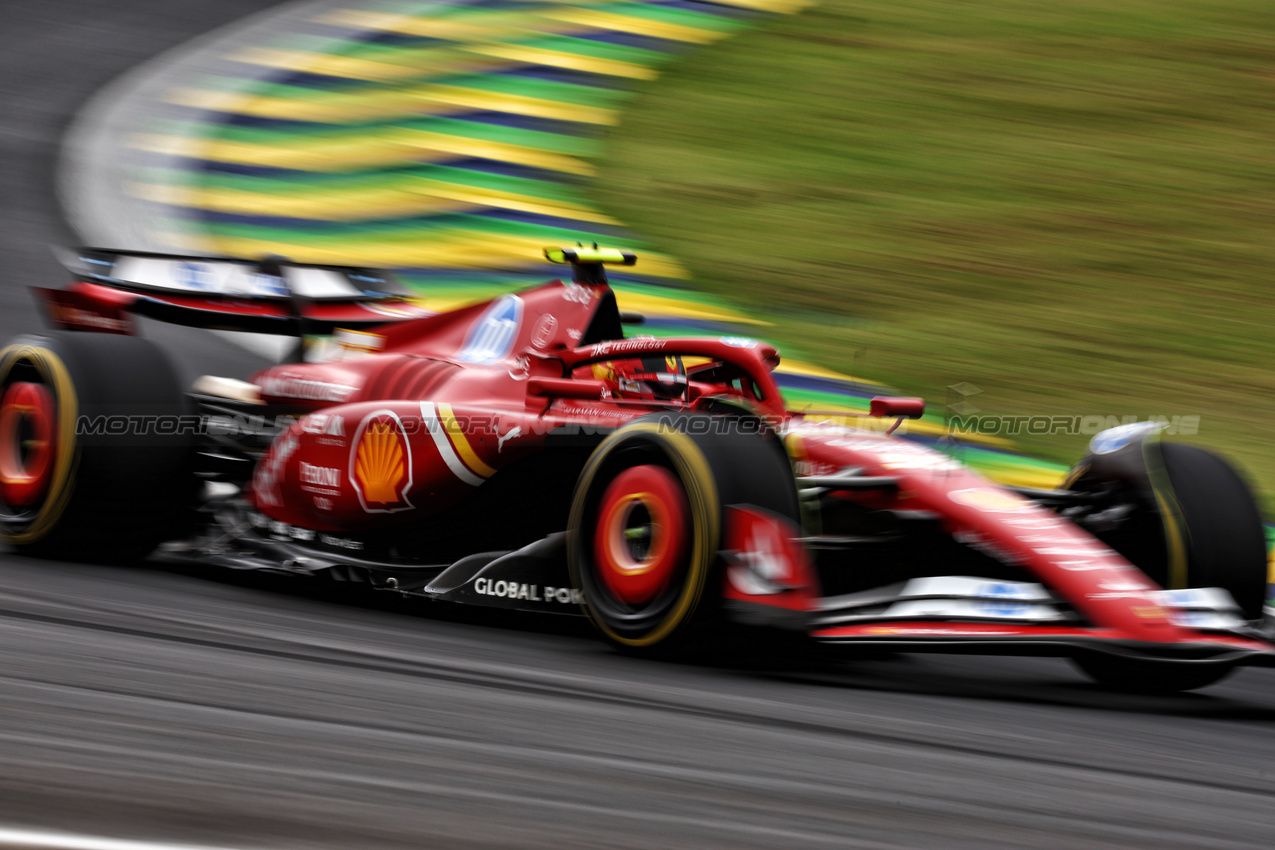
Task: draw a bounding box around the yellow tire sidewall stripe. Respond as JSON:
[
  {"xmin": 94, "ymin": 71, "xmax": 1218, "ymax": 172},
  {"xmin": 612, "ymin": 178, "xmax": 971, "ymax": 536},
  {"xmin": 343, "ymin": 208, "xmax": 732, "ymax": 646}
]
[
  {"xmin": 569, "ymin": 420, "xmax": 720, "ymax": 648},
  {"xmin": 1143, "ymin": 439, "xmax": 1190, "ymax": 590},
  {"xmin": 0, "ymin": 343, "xmax": 79, "ymax": 545}
]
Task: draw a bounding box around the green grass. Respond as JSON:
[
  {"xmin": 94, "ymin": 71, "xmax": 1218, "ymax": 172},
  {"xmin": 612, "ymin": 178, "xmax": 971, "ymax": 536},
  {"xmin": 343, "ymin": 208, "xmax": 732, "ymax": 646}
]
[{"xmin": 597, "ymin": 0, "xmax": 1275, "ymax": 506}]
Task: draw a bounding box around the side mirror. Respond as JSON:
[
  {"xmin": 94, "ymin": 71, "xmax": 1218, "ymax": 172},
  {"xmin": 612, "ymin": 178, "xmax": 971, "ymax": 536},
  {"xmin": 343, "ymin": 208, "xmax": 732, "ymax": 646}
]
[
  {"xmin": 869, "ymin": 396, "xmax": 925, "ymax": 419},
  {"xmin": 870, "ymin": 396, "xmax": 925, "ymax": 435}
]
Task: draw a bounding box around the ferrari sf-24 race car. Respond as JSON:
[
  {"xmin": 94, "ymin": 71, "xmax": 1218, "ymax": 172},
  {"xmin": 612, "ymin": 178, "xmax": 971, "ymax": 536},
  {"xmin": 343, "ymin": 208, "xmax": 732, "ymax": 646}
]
[{"xmin": 2, "ymin": 245, "xmax": 1272, "ymax": 691}]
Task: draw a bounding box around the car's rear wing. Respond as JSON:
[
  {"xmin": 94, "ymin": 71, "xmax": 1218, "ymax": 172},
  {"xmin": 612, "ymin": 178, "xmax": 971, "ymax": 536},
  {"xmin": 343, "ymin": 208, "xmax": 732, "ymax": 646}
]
[{"xmin": 35, "ymin": 247, "xmax": 430, "ymax": 336}]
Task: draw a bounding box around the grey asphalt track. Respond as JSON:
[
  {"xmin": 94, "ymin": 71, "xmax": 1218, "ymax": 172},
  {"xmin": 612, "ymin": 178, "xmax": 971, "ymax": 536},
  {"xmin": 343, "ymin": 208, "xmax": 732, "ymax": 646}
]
[{"xmin": 1, "ymin": 2, "xmax": 1274, "ymax": 848}]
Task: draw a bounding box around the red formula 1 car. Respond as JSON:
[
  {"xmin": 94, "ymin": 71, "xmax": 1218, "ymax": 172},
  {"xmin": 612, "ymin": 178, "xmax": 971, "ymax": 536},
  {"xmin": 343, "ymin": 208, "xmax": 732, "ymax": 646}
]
[{"xmin": 2, "ymin": 246, "xmax": 1272, "ymax": 691}]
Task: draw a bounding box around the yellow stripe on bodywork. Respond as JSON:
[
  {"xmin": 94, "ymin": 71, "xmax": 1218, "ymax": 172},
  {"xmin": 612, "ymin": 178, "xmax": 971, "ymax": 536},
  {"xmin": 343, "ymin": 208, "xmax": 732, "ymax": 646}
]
[
  {"xmin": 436, "ymin": 402, "xmax": 497, "ymax": 478},
  {"xmin": 419, "ymin": 401, "xmax": 484, "ymax": 486}
]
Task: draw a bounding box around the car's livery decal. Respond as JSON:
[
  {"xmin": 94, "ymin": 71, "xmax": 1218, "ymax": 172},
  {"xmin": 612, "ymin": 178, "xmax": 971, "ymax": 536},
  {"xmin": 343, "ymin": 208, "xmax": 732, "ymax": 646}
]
[
  {"xmin": 436, "ymin": 402, "xmax": 496, "ymax": 479},
  {"xmin": 349, "ymin": 409, "xmax": 414, "ymax": 513},
  {"xmin": 456, "ymin": 295, "xmax": 523, "ymax": 364},
  {"xmin": 420, "ymin": 401, "xmax": 485, "ymax": 488}
]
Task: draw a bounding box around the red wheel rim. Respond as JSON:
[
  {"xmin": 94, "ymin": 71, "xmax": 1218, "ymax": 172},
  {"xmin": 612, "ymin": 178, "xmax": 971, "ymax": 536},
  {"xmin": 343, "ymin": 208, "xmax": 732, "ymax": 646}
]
[
  {"xmin": 593, "ymin": 464, "xmax": 690, "ymax": 605},
  {"xmin": 0, "ymin": 381, "xmax": 56, "ymax": 507}
]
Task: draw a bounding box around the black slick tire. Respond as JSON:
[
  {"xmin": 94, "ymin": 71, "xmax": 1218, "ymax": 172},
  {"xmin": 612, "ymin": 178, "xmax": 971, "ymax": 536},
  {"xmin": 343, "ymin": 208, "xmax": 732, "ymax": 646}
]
[
  {"xmin": 1156, "ymin": 443, "xmax": 1267, "ymax": 619},
  {"xmin": 567, "ymin": 411, "xmax": 799, "ymax": 652},
  {"xmin": 0, "ymin": 333, "xmax": 194, "ymax": 561}
]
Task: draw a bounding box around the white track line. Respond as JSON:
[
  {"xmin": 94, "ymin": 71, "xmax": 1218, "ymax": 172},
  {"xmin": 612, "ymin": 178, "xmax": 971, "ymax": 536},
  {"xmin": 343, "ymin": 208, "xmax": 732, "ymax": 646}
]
[{"xmin": 0, "ymin": 827, "xmax": 250, "ymax": 850}]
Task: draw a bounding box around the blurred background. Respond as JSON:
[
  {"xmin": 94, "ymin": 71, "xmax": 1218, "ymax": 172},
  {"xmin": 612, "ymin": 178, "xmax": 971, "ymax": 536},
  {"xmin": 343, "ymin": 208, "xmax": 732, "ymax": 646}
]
[
  {"xmin": 71, "ymin": 0, "xmax": 1275, "ymax": 513},
  {"xmin": 602, "ymin": 0, "xmax": 1275, "ymax": 511}
]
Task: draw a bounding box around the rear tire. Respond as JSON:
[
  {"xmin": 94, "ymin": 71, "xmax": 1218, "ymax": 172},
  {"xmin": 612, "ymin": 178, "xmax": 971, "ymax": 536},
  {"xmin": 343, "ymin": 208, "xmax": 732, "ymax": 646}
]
[
  {"xmin": 0, "ymin": 333, "xmax": 195, "ymax": 561},
  {"xmin": 567, "ymin": 412, "xmax": 799, "ymax": 651}
]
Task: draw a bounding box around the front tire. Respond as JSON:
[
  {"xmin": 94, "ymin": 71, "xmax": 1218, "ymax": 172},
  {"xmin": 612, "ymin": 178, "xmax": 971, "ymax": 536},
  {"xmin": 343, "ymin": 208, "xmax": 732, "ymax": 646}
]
[
  {"xmin": 1068, "ymin": 439, "xmax": 1268, "ymax": 619},
  {"xmin": 1157, "ymin": 443, "xmax": 1268, "ymax": 619},
  {"xmin": 567, "ymin": 412, "xmax": 799, "ymax": 651}
]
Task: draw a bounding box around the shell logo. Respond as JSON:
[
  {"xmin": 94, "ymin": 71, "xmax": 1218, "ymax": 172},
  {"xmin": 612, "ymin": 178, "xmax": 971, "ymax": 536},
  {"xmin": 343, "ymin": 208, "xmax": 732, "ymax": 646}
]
[
  {"xmin": 357, "ymin": 424, "xmax": 401, "ymax": 502},
  {"xmin": 350, "ymin": 410, "xmax": 414, "ymax": 513},
  {"xmin": 948, "ymin": 487, "xmax": 1027, "ymax": 513}
]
